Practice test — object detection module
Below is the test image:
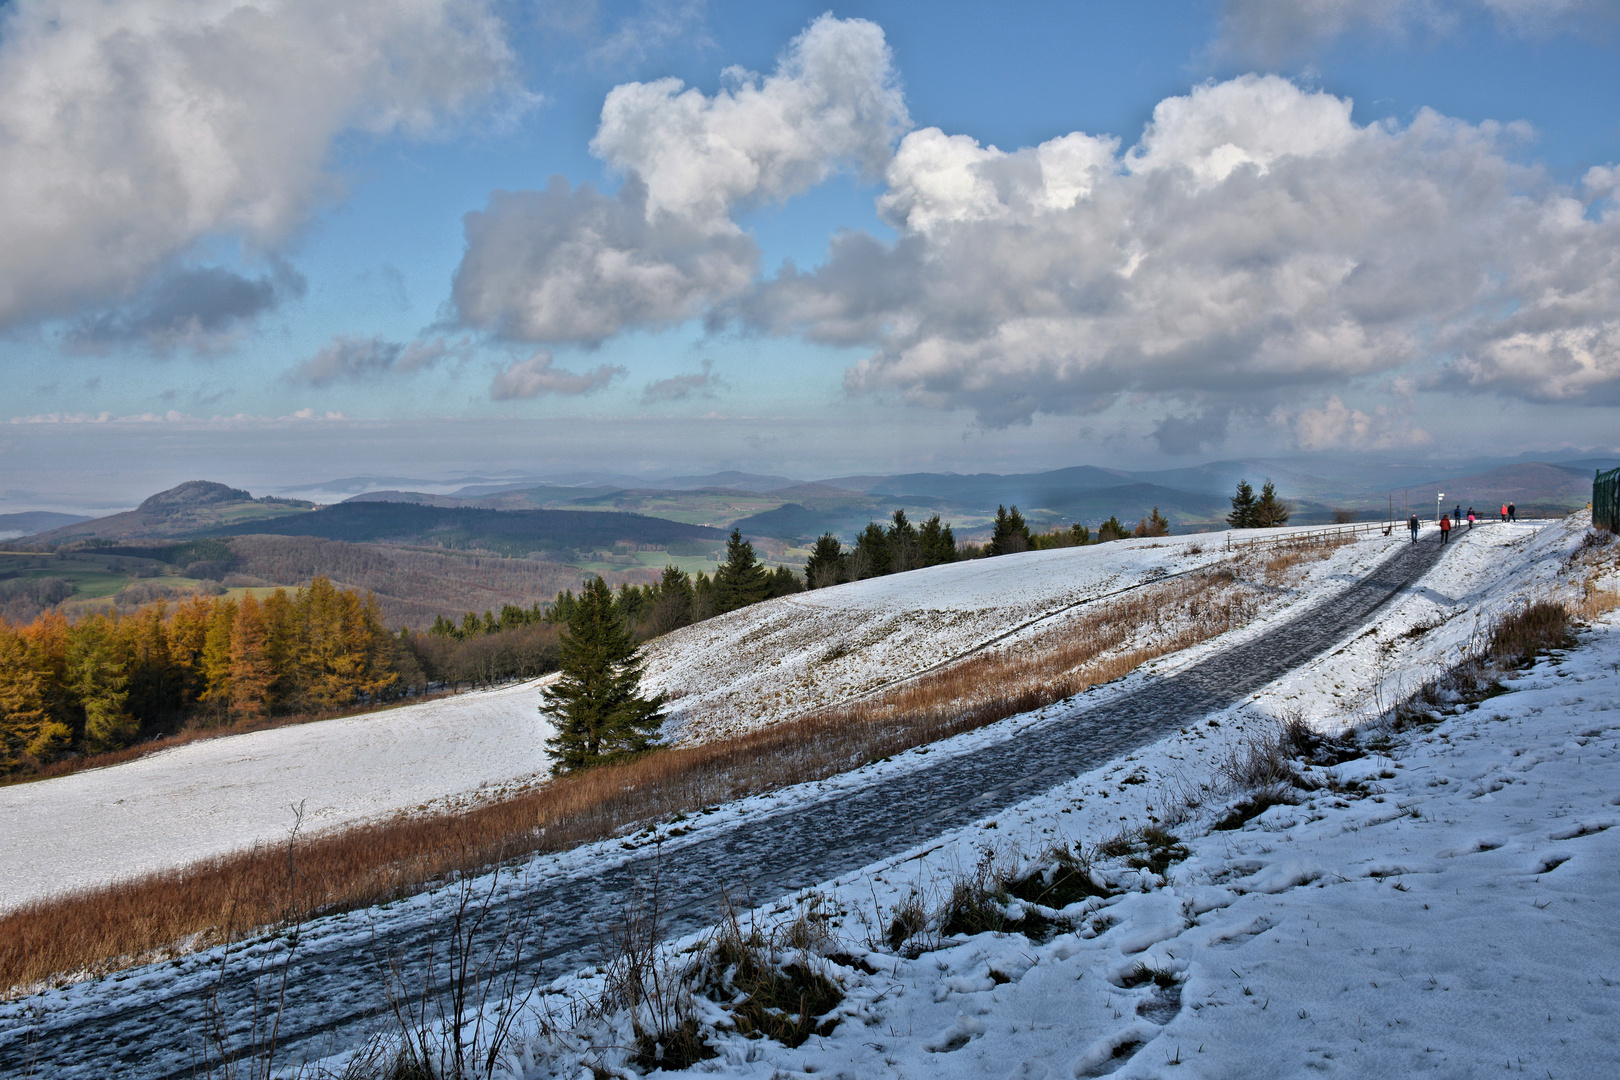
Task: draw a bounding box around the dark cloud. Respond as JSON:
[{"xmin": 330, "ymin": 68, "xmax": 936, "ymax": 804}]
[
  {"xmin": 490, "ymin": 350, "xmax": 625, "ymax": 399},
  {"xmin": 1151, "ymin": 408, "xmax": 1233, "ymax": 455},
  {"xmin": 66, "ymin": 262, "xmax": 306, "ymax": 353},
  {"xmin": 641, "ymin": 359, "xmax": 722, "ymax": 402},
  {"xmin": 291, "ymin": 334, "xmax": 454, "ymax": 385}
]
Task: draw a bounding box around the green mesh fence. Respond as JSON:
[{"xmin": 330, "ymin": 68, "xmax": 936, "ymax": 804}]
[{"xmin": 1595, "ymin": 467, "xmax": 1620, "ymax": 533}]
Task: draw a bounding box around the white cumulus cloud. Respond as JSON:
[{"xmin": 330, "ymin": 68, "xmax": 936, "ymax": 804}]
[
  {"xmin": 0, "ymin": 0, "xmax": 519, "ymax": 333},
  {"xmin": 734, "ymin": 75, "xmax": 1620, "ymax": 432},
  {"xmin": 450, "ymin": 14, "xmax": 907, "ymax": 344}
]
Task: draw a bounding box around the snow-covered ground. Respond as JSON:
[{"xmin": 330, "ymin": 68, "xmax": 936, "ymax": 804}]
[
  {"xmin": 2, "ymin": 525, "xmax": 1387, "ymax": 911},
  {"xmin": 645, "ymin": 527, "xmax": 1388, "ymax": 743},
  {"xmin": 414, "ymin": 515, "xmax": 1619, "ymax": 1079},
  {"xmin": 0, "ymin": 678, "xmax": 557, "ymax": 911}
]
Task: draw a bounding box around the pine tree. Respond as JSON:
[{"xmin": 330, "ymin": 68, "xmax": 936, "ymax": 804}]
[
  {"xmin": 543, "ymin": 577, "xmax": 665, "ymax": 774},
  {"xmin": 1097, "ymin": 516, "xmax": 1129, "ymax": 542},
  {"xmin": 646, "ymin": 565, "xmax": 695, "ymax": 635},
  {"xmin": 1227, "ymin": 480, "xmax": 1257, "ymax": 529},
  {"xmin": 804, "ymin": 533, "xmax": 847, "ymax": 589},
  {"xmin": 1133, "ymin": 506, "xmax": 1171, "ymax": 538},
  {"xmin": 1253, "ymin": 479, "xmax": 1290, "ymax": 527},
  {"xmin": 68, "ymin": 620, "xmax": 134, "ymax": 752},
  {"xmin": 917, "ymin": 514, "xmax": 957, "ymax": 565},
  {"xmin": 850, "ymin": 522, "xmax": 892, "ymax": 578},
  {"xmin": 887, "ymin": 510, "xmax": 921, "ymax": 572},
  {"xmin": 990, "ymin": 505, "xmax": 1032, "ymax": 556},
  {"xmin": 713, "ymin": 529, "xmax": 770, "ymax": 614}
]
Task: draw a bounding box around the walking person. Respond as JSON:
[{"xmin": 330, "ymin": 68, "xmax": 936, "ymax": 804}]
[
  {"xmin": 1467, "ymin": 507, "xmax": 1476, "ymax": 529},
  {"xmin": 1454, "ymin": 504, "xmax": 1461, "ymax": 524},
  {"xmin": 1440, "ymin": 513, "xmax": 1452, "ymax": 544},
  {"xmin": 1409, "ymin": 512, "xmax": 1420, "ymax": 543},
  {"xmin": 1508, "ymin": 502, "xmax": 1517, "ymax": 522},
  {"xmin": 1500, "ymin": 503, "xmax": 1508, "ymax": 522}
]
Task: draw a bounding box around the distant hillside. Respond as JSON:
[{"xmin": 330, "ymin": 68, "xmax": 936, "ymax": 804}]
[
  {"xmin": 20, "ymin": 481, "xmax": 315, "ymax": 544},
  {"xmin": 208, "ymin": 501, "xmax": 727, "ymax": 556},
  {"xmin": 1381, "ymin": 462, "xmax": 1598, "ymax": 514}
]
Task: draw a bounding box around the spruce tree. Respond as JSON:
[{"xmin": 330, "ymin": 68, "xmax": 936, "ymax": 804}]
[
  {"xmin": 765, "ymin": 565, "xmax": 802, "ymax": 598},
  {"xmin": 851, "ymin": 521, "xmax": 892, "ymax": 578},
  {"xmin": 917, "ymin": 514, "xmax": 956, "ymax": 565},
  {"xmin": 543, "ymin": 576, "xmax": 665, "ymax": 774},
  {"xmin": 1227, "ymin": 480, "xmax": 1257, "ymax": 529},
  {"xmin": 804, "ymin": 533, "xmax": 847, "ymax": 589},
  {"xmin": 1097, "ymin": 515, "xmax": 1129, "ymax": 542},
  {"xmin": 1253, "ymin": 479, "xmax": 1290, "ymax": 527},
  {"xmin": 713, "ymin": 529, "xmax": 770, "ymax": 614},
  {"xmin": 887, "ymin": 510, "xmax": 921, "ymax": 572},
  {"xmin": 646, "ymin": 565, "xmax": 695, "ymax": 635},
  {"xmin": 990, "ymin": 505, "xmax": 1032, "ymax": 555}
]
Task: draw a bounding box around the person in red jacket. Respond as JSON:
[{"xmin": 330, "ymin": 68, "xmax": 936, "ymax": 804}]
[{"xmin": 1440, "ymin": 514, "xmax": 1452, "ymax": 543}]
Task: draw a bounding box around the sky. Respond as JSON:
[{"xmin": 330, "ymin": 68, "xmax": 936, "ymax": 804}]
[{"xmin": 1, "ymin": 0, "xmax": 1618, "ymax": 511}]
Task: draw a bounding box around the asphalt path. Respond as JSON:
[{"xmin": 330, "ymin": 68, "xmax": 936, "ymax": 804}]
[{"xmin": 0, "ymin": 534, "xmax": 1447, "ymax": 1079}]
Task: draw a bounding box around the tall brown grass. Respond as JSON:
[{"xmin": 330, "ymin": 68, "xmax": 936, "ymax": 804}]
[{"xmin": 0, "ymin": 562, "xmax": 1270, "ymax": 995}]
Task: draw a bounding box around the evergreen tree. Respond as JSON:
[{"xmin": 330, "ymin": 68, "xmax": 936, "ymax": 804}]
[
  {"xmin": 542, "ymin": 576, "xmax": 665, "ymax": 774},
  {"xmin": 68, "ymin": 621, "xmax": 134, "ymax": 752},
  {"xmin": 646, "ymin": 565, "xmax": 695, "ymax": 635},
  {"xmin": 917, "ymin": 514, "xmax": 957, "ymax": 565},
  {"xmin": 1253, "ymin": 479, "xmax": 1290, "ymax": 527},
  {"xmin": 887, "ymin": 510, "xmax": 921, "ymax": 572},
  {"xmin": 1227, "ymin": 479, "xmax": 1257, "ymax": 529},
  {"xmin": 850, "ymin": 521, "xmax": 892, "ymax": 579},
  {"xmin": 1133, "ymin": 506, "xmax": 1171, "ymax": 538},
  {"xmin": 1097, "ymin": 516, "xmax": 1129, "ymax": 542},
  {"xmin": 989, "ymin": 505, "xmax": 1032, "ymax": 556},
  {"xmin": 713, "ymin": 529, "xmax": 770, "ymax": 614},
  {"xmin": 804, "ymin": 533, "xmax": 847, "ymax": 589},
  {"xmin": 765, "ymin": 565, "xmax": 802, "ymax": 598}
]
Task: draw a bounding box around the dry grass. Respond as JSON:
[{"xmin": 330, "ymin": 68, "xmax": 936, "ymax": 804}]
[
  {"xmin": 0, "ymin": 563, "xmax": 1271, "ymax": 995},
  {"xmin": 1263, "ymin": 534, "xmax": 1356, "ymax": 587}
]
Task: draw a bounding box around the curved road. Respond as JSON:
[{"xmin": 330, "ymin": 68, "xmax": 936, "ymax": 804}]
[{"xmin": 0, "ymin": 534, "xmax": 1447, "ymax": 1078}]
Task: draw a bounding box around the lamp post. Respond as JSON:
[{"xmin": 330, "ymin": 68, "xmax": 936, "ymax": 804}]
[{"xmin": 1437, "ymin": 493, "xmax": 1443, "ymax": 525}]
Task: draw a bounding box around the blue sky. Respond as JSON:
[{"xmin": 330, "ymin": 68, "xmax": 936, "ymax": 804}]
[{"xmin": 1, "ymin": 0, "xmax": 1618, "ymax": 510}]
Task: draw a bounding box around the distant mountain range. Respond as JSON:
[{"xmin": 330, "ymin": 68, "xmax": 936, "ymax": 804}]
[{"xmin": 11, "ymin": 450, "xmax": 1614, "ymax": 551}]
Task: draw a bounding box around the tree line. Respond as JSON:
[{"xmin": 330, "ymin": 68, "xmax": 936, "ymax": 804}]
[{"xmin": 0, "ymin": 577, "xmax": 399, "ymax": 774}]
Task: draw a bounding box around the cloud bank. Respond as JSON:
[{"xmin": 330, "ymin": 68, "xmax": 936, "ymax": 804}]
[
  {"xmin": 451, "ymin": 14, "xmax": 908, "ymax": 345},
  {"xmin": 291, "ymin": 335, "xmax": 456, "ymax": 385},
  {"xmin": 489, "ymin": 351, "xmax": 624, "ymax": 399},
  {"xmin": 0, "ymin": 0, "xmax": 518, "ymax": 334},
  {"xmin": 1215, "ymin": 0, "xmax": 1616, "ymax": 65}
]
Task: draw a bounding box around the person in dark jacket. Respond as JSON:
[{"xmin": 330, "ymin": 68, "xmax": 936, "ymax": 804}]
[
  {"xmin": 1409, "ymin": 513, "xmax": 1420, "ymax": 543},
  {"xmin": 1508, "ymin": 502, "xmax": 1517, "ymax": 522}
]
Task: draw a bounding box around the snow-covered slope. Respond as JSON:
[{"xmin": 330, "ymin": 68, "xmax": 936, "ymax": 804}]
[
  {"xmin": 645, "ymin": 529, "xmax": 1370, "ymax": 743},
  {"xmin": 433, "ymin": 515, "xmax": 1618, "ymax": 1078},
  {"xmin": 0, "ymin": 678, "xmax": 556, "ymax": 911}
]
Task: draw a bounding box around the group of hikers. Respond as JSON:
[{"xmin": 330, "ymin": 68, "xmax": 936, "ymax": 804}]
[{"xmin": 1406, "ymin": 502, "xmax": 1518, "ymax": 543}]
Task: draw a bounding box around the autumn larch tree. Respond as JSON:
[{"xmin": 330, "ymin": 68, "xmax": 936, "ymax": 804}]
[{"xmin": 542, "ymin": 576, "xmax": 665, "ymax": 774}]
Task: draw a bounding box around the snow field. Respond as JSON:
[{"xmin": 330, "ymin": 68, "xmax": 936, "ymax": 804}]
[
  {"xmin": 431, "ymin": 516, "xmax": 1618, "ymax": 1078},
  {"xmin": 0, "ymin": 676, "xmax": 558, "ymax": 912},
  {"xmin": 644, "ymin": 527, "xmax": 1413, "ymax": 745},
  {"xmin": 0, "ymin": 522, "xmax": 1501, "ymax": 915}
]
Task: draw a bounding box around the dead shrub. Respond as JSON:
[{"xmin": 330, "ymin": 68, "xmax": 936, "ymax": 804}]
[{"xmin": 1488, "ymin": 601, "xmax": 1574, "ymax": 667}]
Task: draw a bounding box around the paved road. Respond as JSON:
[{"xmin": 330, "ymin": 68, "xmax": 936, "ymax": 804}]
[{"xmin": 0, "ymin": 535, "xmax": 1446, "ymax": 1079}]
